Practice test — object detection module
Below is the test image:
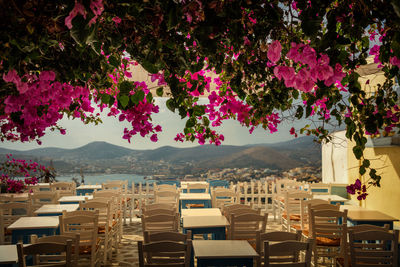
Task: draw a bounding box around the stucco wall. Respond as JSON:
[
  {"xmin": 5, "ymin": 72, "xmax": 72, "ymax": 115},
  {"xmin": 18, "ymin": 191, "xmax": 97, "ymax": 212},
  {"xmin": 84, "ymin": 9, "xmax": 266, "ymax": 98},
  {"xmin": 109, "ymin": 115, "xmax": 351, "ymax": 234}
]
[
  {"xmin": 322, "ymin": 131, "xmax": 348, "ymax": 184},
  {"xmin": 347, "ymin": 142, "xmax": 400, "ymax": 220}
]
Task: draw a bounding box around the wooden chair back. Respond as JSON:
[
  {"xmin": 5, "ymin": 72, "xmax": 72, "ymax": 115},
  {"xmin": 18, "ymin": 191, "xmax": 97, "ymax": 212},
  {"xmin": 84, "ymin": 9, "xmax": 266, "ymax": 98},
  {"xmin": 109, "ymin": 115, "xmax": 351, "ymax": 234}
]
[
  {"xmin": 29, "ymin": 191, "xmax": 59, "ymax": 211},
  {"xmin": 281, "ymin": 191, "xmax": 312, "ymax": 232},
  {"xmin": 222, "ymin": 203, "xmax": 253, "ymax": 217},
  {"xmin": 309, "ymin": 208, "xmax": 349, "ymax": 267},
  {"xmin": 263, "ymin": 239, "xmax": 313, "ymax": 267},
  {"xmin": 30, "ymin": 233, "xmax": 80, "ymax": 266},
  {"xmin": 0, "ymin": 202, "xmax": 31, "ymax": 244},
  {"xmin": 299, "ymin": 199, "xmax": 331, "ymax": 232},
  {"xmin": 17, "ymin": 240, "xmax": 73, "ymax": 267},
  {"xmin": 186, "ymin": 183, "xmax": 209, "ymax": 193},
  {"xmin": 228, "ymin": 213, "xmax": 268, "ymax": 247},
  {"xmin": 349, "ymin": 229, "xmax": 399, "ymax": 267},
  {"xmin": 142, "ymin": 203, "xmax": 176, "ymax": 213},
  {"xmin": 142, "ymin": 208, "xmax": 176, "ymax": 217},
  {"xmin": 138, "ymin": 239, "xmax": 192, "ymax": 267},
  {"xmin": 50, "ymin": 182, "xmax": 76, "ymax": 197},
  {"xmin": 154, "ymin": 190, "xmax": 179, "ymax": 205},
  {"xmin": 59, "ymin": 210, "xmax": 101, "ymax": 267},
  {"xmin": 211, "ymin": 188, "xmax": 239, "ymax": 209},
  {"xmin": 143, "ymin": 230, "xmax": 192, "ymax": 244},
  {"xmin": 256, "ymin": 230, "xmax": 302, "ymax": 255},
  {"xmin": 141, "ymin": 213, "xmax": 179, "ymax": 234}
]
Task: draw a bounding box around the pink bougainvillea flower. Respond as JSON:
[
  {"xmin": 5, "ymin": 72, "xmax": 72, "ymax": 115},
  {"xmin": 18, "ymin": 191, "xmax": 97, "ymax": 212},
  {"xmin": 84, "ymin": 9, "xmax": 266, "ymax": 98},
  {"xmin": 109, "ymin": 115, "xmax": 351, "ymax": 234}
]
[{"xmin": 267, "ymin": 40, "xmax": 282, "ymax": 63}]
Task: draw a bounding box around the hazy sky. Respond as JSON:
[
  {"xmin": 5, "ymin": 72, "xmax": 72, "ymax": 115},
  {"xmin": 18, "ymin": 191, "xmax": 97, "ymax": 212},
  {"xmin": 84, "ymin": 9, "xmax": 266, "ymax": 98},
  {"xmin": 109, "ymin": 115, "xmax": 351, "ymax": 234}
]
[{"xmin": 1, "ymin": 98, "xmax": 307, "ymax": 151}]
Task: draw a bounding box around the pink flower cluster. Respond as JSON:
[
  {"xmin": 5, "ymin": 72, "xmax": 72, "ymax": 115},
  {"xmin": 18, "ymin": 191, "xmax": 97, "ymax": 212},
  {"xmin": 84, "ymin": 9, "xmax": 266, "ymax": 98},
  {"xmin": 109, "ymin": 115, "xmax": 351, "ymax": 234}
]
[
  {"xmin": 65, "ymin": 0, "xmax": 104, "ymax": 29},
  {"xmin": 270, "ymin": 41, "xmax": 346, "ymax": 92},
  {"xmin": 346, "ymin": 178, "xmax": 368, "ymax": 200},
  {"xmin": 1, "ymin": 69, "xmax": 94, "ymax": 143},
  {"xmin": 0, "ymin": 155, "xmax": 43, "ymax": 193}
]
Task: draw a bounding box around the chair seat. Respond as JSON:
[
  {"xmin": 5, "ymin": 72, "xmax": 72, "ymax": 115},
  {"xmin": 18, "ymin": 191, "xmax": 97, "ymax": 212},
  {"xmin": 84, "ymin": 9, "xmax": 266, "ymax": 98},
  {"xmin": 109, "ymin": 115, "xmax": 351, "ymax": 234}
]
[
  {"xmin": 186, "ymin": 204, "xmax": 204, "ymax": 208},
  {"xmin": 98, "ymin": 220, "xmax": 118, "ymax": 234},
  {"xmin": 282, "ymin": 212, "xmax": 301, "ymax": 221},
  {"xmin": 78, "ymin": 238, "xmax": 102, "ymax": 255},
  {"xmin": 316, "ymin": 236, "xmax": 340, "ymax": 246}
]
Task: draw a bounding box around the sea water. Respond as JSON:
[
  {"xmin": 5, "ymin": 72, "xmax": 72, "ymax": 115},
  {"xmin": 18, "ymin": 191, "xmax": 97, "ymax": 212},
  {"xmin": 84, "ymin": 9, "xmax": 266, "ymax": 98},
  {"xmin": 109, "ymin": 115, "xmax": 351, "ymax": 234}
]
[{"xmin": 56, "ymin": 173, "xmax": 152, "ymax": 187}]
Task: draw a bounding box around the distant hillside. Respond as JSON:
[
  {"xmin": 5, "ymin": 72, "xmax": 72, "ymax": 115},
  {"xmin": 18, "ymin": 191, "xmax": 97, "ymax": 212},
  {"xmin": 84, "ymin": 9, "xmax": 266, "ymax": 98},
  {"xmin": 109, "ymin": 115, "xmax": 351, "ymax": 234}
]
[{"xmin": 0, "ymin": 136, "xmax": 321, "ymax": 172}]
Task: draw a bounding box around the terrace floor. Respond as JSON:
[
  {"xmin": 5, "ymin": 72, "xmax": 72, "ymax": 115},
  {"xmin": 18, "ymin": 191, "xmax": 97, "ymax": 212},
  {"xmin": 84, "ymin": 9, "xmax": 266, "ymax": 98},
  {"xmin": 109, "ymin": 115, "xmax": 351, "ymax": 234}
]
[{"xmin": 105, "ymin": 213, "xmax": 280, "ymax": 266}]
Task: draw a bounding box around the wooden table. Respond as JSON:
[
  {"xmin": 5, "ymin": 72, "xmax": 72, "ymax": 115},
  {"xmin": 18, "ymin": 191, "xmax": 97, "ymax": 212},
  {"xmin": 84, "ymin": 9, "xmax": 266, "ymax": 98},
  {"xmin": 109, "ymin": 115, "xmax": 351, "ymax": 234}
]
[
  {"xmin": 76, "ymin": 184, "xmax": 102, "ymax": 195},
  {"xmin": 181, "ymin": 208, "xmax": 222, "ymax": 218},
  {"xmin": 0, "ymin": 245, "xmax": 18, "ymax": 265},
  {"xmin": 192, "ymin": 240, "xmax": 259, "ymax": 267},
  {"xmin": 313, "ymin": 194, "xmax": 349, "ymax": 205},
  {"xmin": 183, "ymin": 215, "xmax": 229, "ymax": 240},
  {"xmin": 347, "ymin": 209, "xmax": 399, "ymax": 229},
  {"xmin": 8, "ymin": 216, "xmax": 59, "ymax": 244},
  {"xmin": 179, "ymin": 193, "xmax": 212, "ymax": 210},
  {"xmin": 34, "ymin": 204, "xmax": 79, "ymax": 216},
  {"xmin": 58, "ymin": 195, "xmax": 93, "ymax": 204},
  {"xmin": 340, "ymin": 204, "xmax": 368, "ymax": 211}
]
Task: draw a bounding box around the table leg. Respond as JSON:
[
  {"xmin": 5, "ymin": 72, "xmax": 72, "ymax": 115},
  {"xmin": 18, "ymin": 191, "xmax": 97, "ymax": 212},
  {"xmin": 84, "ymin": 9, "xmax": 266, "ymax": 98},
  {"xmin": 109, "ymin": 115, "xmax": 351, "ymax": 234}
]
[{"xmin": 197, "ymin": 257, "xmax": 253, "ymax": 267}]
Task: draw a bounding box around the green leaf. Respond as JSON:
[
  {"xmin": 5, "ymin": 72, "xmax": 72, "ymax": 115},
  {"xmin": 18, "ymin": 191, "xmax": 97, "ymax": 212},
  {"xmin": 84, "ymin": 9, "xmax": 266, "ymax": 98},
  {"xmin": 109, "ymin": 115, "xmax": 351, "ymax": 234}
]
[
  {"xmin": 109, "ymin": 56, "xmax": 120, "ymax": 68},
  {"xmin": 362, "ymin": 159, "xmax": 370, "ymax": 168},
  {"xmin": 118, "ymin": 81, "xmax": 133, "ymax": 95},
  {"xmin": 101, "ymin": 94, "xmax": 111, "ymax": 104},
  {"xmin": 118, "ymin": 95, "xmax": 129, "ymax": 108},
  {"xmin": 146, "ymin": 93, "xmax": 153, "ymax": 103},
  {"xmin": 352, "ymin": 146, "xmax": 363, "ymax": 160},
  {"xmin": 131, "ymin": 90, "xmax": 145, "ymax": 105},
  {"xmin": 359, "ymin": 166, "xmax": 366, "ymax": 175},
  {"xmin": 185, "ymin": 117, "xmax": 196, "ymax": 128},
  {"xmin": 156, "ymin": 87, "xmax": 164, "ymax": 97},
  {"xmin": 141, "ymin": 60, "xmax": 159, "ymax": 74},
  {"xmin": 166, "ymin": 99, "xmax": 175, "ymax": 112}
]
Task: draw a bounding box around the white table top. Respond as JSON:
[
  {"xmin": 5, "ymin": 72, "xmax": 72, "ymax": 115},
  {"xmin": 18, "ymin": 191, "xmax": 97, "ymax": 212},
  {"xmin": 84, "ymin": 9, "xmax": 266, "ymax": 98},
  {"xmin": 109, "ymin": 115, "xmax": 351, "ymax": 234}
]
[
  {"xmin": 183, "ymin": 215, "xmax": 229, "ymax": 229},
  {"xmin": 179, "ymin": 193, "xmax": 211, "ymax": 200},
  {"xmin": 193, "ymin": 240, "xmax": 259, "ymax": 259},
  {"xmin": 8, "ymin": 216, "xmax": 59, "ymax": 230},
  {"xmin": 313, "ymin": 194, "xmax": 349, "ymax": 202},
  {"xmin": 181, "ymin": 208, "xmax": 222, "ymax": 217},
  {"xmin": 58, "ymin": 195, "xmax": 93, "ymax": 203},
  {"xmin": 34, "ymin": 204, "xmax": 79, "ymax": 214},
  {"xmin": 0, "ymin": 245, "xmax": 18, "ymax": 264},
  {"xmin": 347, "ymin": 210, "xmax": 399, "ymax": 222},
  {"xmin": 180, "ymin": 181, "xmax": 209, "ymax": 189},
  {"xmin": 76, "ymin": 184, "xmax": 102, "ymax": 190}
]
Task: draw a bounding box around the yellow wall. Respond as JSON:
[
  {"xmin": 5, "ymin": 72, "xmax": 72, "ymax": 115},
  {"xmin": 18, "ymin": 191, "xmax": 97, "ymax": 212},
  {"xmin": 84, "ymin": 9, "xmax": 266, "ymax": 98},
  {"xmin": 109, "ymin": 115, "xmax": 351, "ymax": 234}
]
[{"xmin": 347, "ymin": 141, "xmax": 400, "ymax": 220}]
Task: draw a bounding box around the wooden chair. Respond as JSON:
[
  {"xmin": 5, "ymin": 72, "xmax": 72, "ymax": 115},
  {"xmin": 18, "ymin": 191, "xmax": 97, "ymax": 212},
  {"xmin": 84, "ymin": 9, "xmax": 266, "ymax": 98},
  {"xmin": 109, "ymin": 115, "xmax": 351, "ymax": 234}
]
[
  {"xmin": 142, "ymin": 203, "xmax": 177, "ymax": 213},
  {"xmin": 102, "ymin": 180, "xmax": 132, "ymax": 224},
  {"xmin": 348, "ymin": 229, "xmax": 399, "ymax": 267},
  {"xmin": 256, "ymin": 230, "xmax": 302, "ymax": 255},
  {"xmin": 0, "ymin": 202, "xmax": 31, "ymax": 244},
  {"xmin": 29, "ymin": 191, "xmax": 59, "ymax": 211},
  {"xmin": 263, "ymin": 239, "xmax": 313, "ymax": 267},
  {"xmin": 92, "ymin": 190, "xmax": 123, "ymax": 242},
  {"xmin": 272, "ymin": 179, "xmax": 305, "ymax": 221},
  {"xmin": 30, "ymin": 233, "xmax": 80, "ymax": 266},
  {"xmin": 222, "ymin": 203, "xmax": 253, "ymax": 217},
  {"xmin": 80, "ymin": 199, "xmax": 117, "ymax": 264},
  {"xmin": 143, "ymin": 230, "xmax": 192, "ymax": 244},
  {"xmin": 141, "ymin": 213, "xmax": 179, "ymax": 234},
  {"xmin": 59, "ymin": 210, "xmax": 101, "ymax": 267},
  {"xmin": 228, "ymin": 213, "xmax": 268, "ymax": 248},
  {"xmin": 142, "ymin": 208, "xmax": 176, "ymax": 217},
  {"xmin": 211, "ymin": 188, "xmax": 239, "ymax": 209},
  {"xmin": 138, "ymin": 239, "xmax": 192, "ymax": 267},
  {"xmin": 154, "ymin": 191, "xmax": 179, "ymax": 207},
  {"xmin": 281, "ymin": 191, "xmax": 312, "ymax": 232},
  {"xmin": 295, "ymin": 199, "xmax": 333, "ymax": 234},
  {"xmin": 17, "ymin": 240, "xmax": 73, "ymax": 267},
  {"xmin": 50, "ymin": 182, "xmax": 76, "ymax": 197},
  {"xmin": 186, "ymin": 183, "xmax": 209, "ymax": 193},
  {"xmin": 309, "ymin": 208, "xmax": 349, "ymax": 267}
]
